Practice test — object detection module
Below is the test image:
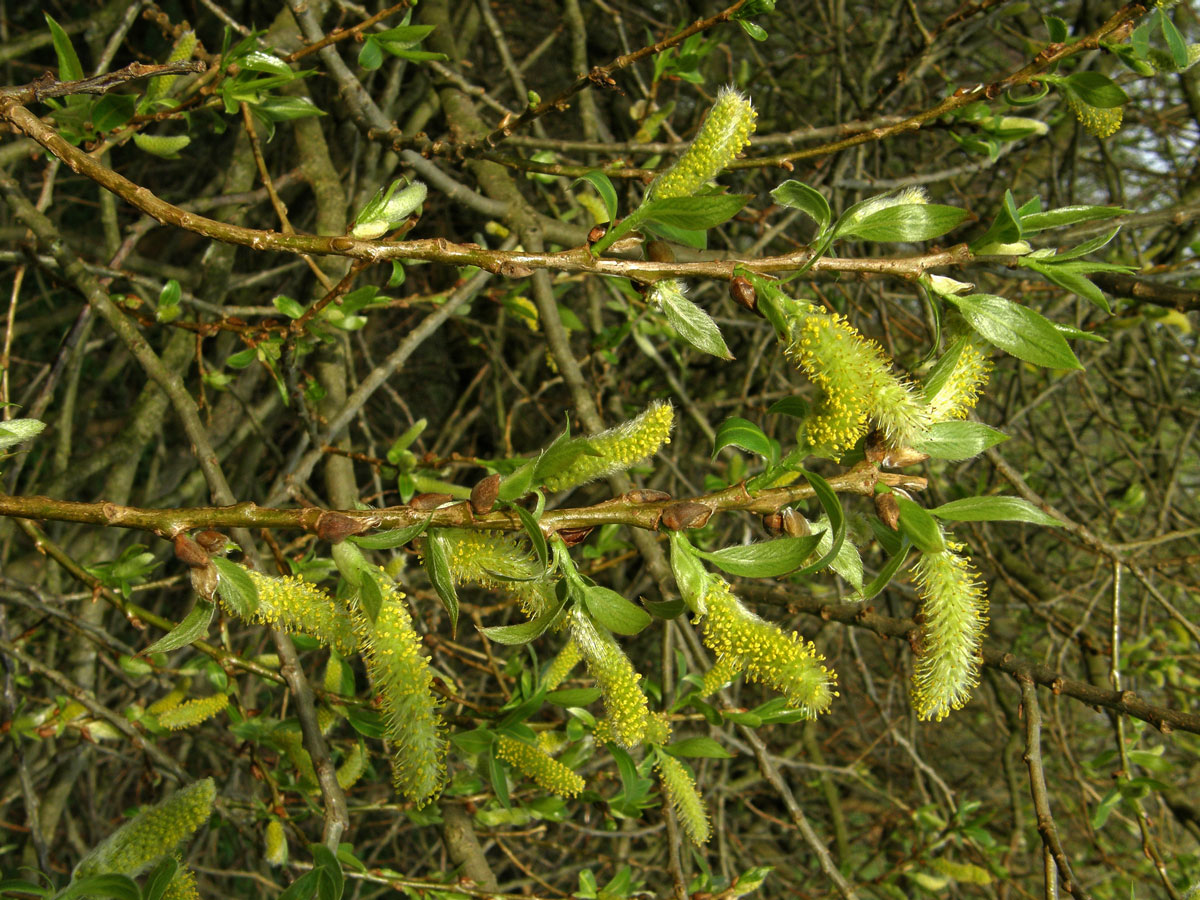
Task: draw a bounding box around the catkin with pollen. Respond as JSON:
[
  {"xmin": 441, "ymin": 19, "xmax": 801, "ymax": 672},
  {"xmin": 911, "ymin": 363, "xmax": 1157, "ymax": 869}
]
[
  {"xmin": 648, "ymin": 86, "xmax": 756, "ymax": 201},
  {"xmin": 542, "ymin": 401, "xmax": 674, "ymax": 492}
]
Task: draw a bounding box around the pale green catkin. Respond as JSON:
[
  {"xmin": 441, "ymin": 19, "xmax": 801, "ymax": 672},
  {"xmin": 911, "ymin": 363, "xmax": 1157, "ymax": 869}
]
[
  {"xmin": 161, "ymin": 864, "xmax": 201, "ymax": 900},
  {"xmin": 354, "ymin": 569, "xmax": 446, "ymax": 805},
  {"xmin": 239, "ymin": 570, "xmax": 358, "ymax": 656},
  {"xmin": 75, "ymin": 779, "xmax": 216, "ymax": 878},
  {"xmin": 924, "ymin": 337, "xmax": 992, "ymax": 424},
  {"xmin": 655, "ymin": 753, "xmax": 710, "ymax": 845},
  {"xmin": 496, "ymin": 734, "xmax": 585, "ymax": 798},
  {"xmin": 648, "ymin": 86, "xmax": 756, "ymax": 201},
  {"xmin": 542, "ymin": 401, "xmax": 674, "ymax": 492},
  {"xmin": 700, "ymin": 580, "xmax": 837, "ymax": 719},
  {"xmin": 910, "ymin": 533, "xmax": 989, "ymax": 722},
  {"xmin": 156, "ymin": 694, "xmax": 228, "ymax": 731},
  {"xmin": 435, "ymin": 528, "xmax": 556, "ymax": 618},
  {"xmin": 569, "ymin": 608, "xmax": 649, "ymax": 748},
  {"xmin": 264, "ymin": 819, "xmax": 288, "ymax": 867}
]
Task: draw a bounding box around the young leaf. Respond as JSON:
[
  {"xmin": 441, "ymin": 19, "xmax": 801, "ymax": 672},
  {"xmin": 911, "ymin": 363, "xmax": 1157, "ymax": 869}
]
[
  {"xmin": 792, "ymin": 469, "xmax": 845, "ymax": 575},
  {"xmin": 212, "ymin": 557, "xmax": 259, "ymax": 619},
  {"xmin": 581, "ymin": 584, "xmax": 651, "ymax": 636},
  {"xmin": 479, "ymin": 605, "xmax": 563, "ymax": 645},
  {"xmin": 930, "ymin": 496, "xmax": 1062, "ymax": 527},
  {"xmin": 44, "ymin": 14, "xmax": 84, "ymax": 82},
  {"xmin": 712, "ymin": 417, "xmax": 772, "ymax": 459},
  {"xmin": 693, "ymin": 533, "xmax": 824, "ymax": 578},
  {"xmin": 657, "ymin": 284, "xmax": 733, "ymax": 359},
  {"xmin": 349, "ymin": 517, "xmax": 430, "ymax": 550},
  {"xmin": 838, "ymin": 204, "xmax": 968, "ymax": 243},
  {"xmin": 1063, "ymin": 72, "xmax": 1129, "ymax": 108},
  {"xmin": 641, "ymin": 194, "xmax": 750, "ymax": 231},
  {"xmin": 1021, "ymin": 259, "xmax": 1110, "ymax": 313},
  {"xmin": 1020, "ymin": 205, "xmax": 1128, "ymax": 232},
  {"xmin": 896, "ymin": 498, "xmax": 944, "ymax": 554},
  {"xmin": 947, "ymin": 292, "xmax": 1082, "ymax": 369},
  {"xmin": 664, "ymin": 736, "xmax": 735, "ymax": 758},
  {"xmin": 143, "ymin": 599, "xmax": 215, "ymax": 655},
  {"xmin": 423, "ymin": 530, "xmax": 460, "ymax": 636},
  {"xmin": 512, "ymin": 497, "xmax": 548, "ymax": 572},
  {"xmin": 915, "ymin": 421, "xmax": 1009, "ymax": 461},
  {"xmin": 860, "ymin": 537, "xmax": 912, "ymax": 601},
  {"xmin": 358, "ymin": 570, "xmax": 383, "ymax": 624},
  {"xmin": 574, "ymin": 171, "xmax": 618, "ymax": 223},
  {"xmin": 770, "ymin": 180, "xmax": 831, "ymax": 232}
]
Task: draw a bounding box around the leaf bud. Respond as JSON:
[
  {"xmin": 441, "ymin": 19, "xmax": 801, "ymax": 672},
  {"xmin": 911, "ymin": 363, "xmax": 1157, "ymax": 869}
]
[
  {"xmin": 587, "ymin": 224, "xmax": 608, "ymax": 245},
  {"xmin": 316, "ymin": 511, "xmax": 367, "ymax": 544},
  {"xmin": 661, "ymin": 501, "xmax": 712, "ymax": 531},
  {"xmin": 410, "ymin": 492, "xmax": 453, "ymax": 510},
  {"xmin": 194, "ymin": 531, "xmax": 229, "ymax": 553},
  {"xmin": 646, "ymin": 239, "xmax": 675, "ymax": 262},
  {"xmin": 351, "ymin": 179, "xmax": 427, "ymax": 240},
  {"xmin": 189, "ymin": 564, "xmax": 219, "ymax": 601},
  {"xmin": 729, "ymin": 275, "xmax": 758, "ymax": 313},
  {"xmin": 174, "ymin": 535, "xmax": 211, "ymax": 568},
  {"xmin": 470, "ymin": 473, "xmax": 501, "ymax": 516},
  {"xmin": 875, "ymin": 491, "xmax": 900, "ymax": 530}
]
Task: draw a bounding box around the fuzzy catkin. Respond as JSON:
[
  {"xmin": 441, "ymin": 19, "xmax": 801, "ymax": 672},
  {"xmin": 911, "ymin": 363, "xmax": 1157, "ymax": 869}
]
[
  {"xmin": 655, "ymin": 753, "xmax": 710, "ymax": 845},
  {"xmin": 569, "ymin": 609, "xmax": 649, "ymax": 747},
  {"xmin": 543, "ymin": 639, "xmax": 583, "ymax": 690},
  {"xmin": 156, "ymin": 694, "xmax": 228, "ymax": 731},
  {"xmin": 162, "ymin": 864, "xmax": 201, "ymax": 900},
  {"xmin": 434, "ymin": 528, "xmax": 556, "ymax": 618},
  {"xmin": 496, "ymin": 734, "xmax": 585, "ymax": 798},
  {"xmin": 910, "ymin": 535, "xmax": 988, "ymax": 722},
  {"xmin": 239, "ymin": 570, "xmax": 358, "ymax": 656},
  {"xmin": 75, "ymin": 779, "xmax": 215, "ymax": 878},
  {"xmin": 648, "ymin": 86, "xmax": 756, "ymax": 201},
  {"xmin": 700, "ymin": 580, "xmax": 836, "ymax": 718},
  {"xmin": 924, "ymin": 338, "xmax": 992, "ymax": 423},
  {"xmin": 542, "ymin": 401, "xmax": 674, "ymax": 492},
  {"xmin": 354, "ymin": 570, "xmax": 445, "ymax": 805}
]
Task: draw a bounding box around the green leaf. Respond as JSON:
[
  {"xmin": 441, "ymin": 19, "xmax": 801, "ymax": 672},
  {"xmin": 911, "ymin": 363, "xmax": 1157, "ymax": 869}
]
[
  {"xmin": 349, "ymin": 517, "xmax": 429, "ymax": 549},
  {"xmin": 930, "ymin": 496, "xmax": 1061, "ymax": 527},
  {"xmin": 738, "ymin": 19, "xmax": 768, "ymax": 41},
  {"xmin": 92, "ymin": 93, "xmax": 136, "ymax": 132},
  {"xmin": 664, "ymin": 736, "xmax": 734, "ymax": 758},
  {"xmin": 947, "ymin": 292, "xmax": 1081, "ymax": 369},
  {"xmin": 669, "ymin": 532, "xmax": 708, "ymax": 611},
  {"xmin": 1051, "ymin": 225, "xmax": 1121, "ymax": 262},
  {"xmin": 793, "ymin": 469, "xmax": 845, "ymax": 575},
  {"xmin": 497, "ymin": 458, "xmax": 536, "ymax": 502},
  {"xmin": 712, "ymin": 417, "xmax": 771, "ymax": 459},
  {"xmin": 693, "ymin": 533, "xmax": 824, "ymax": 578},
  {"xmin": 840, "ymin": 204, "xmax": 968, "ymax": 243},
  {"xmin": 642, "ymin": 219, "xmax": 707, "ymax": 250},
  {"xmin": 423, "ymin": 530, "xmax": 460, "ymax": 637},
  {"xmin": 449, "ymin": 727, "xmax": 495, "ymax": 754},
  {"xmin": 1022, "ymin": 259, "xmax": 1110, "ymax": 313},
  {"xmin": 212, "ymin": 557, "xmax": 260, "ymax": 618},
  {"xmin": 276, "ymin": 870, "xmax": 319, "ymax": 900},
  {"xmin": 581, "ymin": 584, "xmax": 651, "ymax": 636},
  {"xmin": 1043, "ymin": 15, "xmax": 1068, "ymax": 42},
  {"xmin": 55, "ymin": 875, "xmax": 140, "ymax": 900},
  {"xmin": 132, "ymin": 133, "xmax": 191, "ymax": 158},
  {"xmin": 311, "ymin": 843, "xmax": 344, "ymax": 900},
  {"xmin": 896, "ymin": 498, "xmax": 944, "ymax": 554},
  {"xmin": 1063, "ymin": 72, "xmax": 1129, "ymax": 108},
  {"xmin": 1160, "ymin": 11, "xmax": 1189, "ymax": 68},
  {"xmin": 359, "ymin": 570, "xmax": 383, "ymax": 624},
  {"xmin": 357, "ymin": 37, "xmax": 384, "ymax": 71},
  {"xmin": 479, "ymin": 604, "xmax": 563, "ymax": 645},
  {"xmin": 142, "ymin": 858, "xmax": 179, "ymax": 900},
  {"xmin": 657, "ymin": 284, "xmax": 733, "ymax": 359},
  {"xmin": 240, "ymin": 50, "xmax": 292, "ymax": 74},
  {"xmin": 44, "ymin": 14, "xmax": 84, "ymax": 82},
  {"xmin": 969, "ymin": 189, "xmax": 1022, "ymax": 252},
  {"xmin": 860, "ymin": 537, "xmax": 911, "ymax": 601},
  {"xmin": 512, "ymin": 496, "xmax": 548, "ymax": 572},
  {"xmin": 252, "ymin": 96, "xmax": 324, "ymax": 122},
  {"xmin": 915, "ymin": 421, "xmax": 1009, "ymax": 461},
  {"xmin": 766, "ymin": 396, "xmax": 809, "ymax": 418},
  {"xmin": 770, "ymin": 180, "xmax": 830, "ymax": 232},
  {"xmin": 144, "ymin": 599, "xmax": 215, "ymax": 655},
  {"xmin": 1020, "ymin": 205, "xmax": 1128, "ymax": 233},
  {"xmin": 640, "ymin": 194, "xmax": 750, "ymax": 231},
  {"xmin": 573, "ymin": 171, "xmax": 618, "ymax": 223}
]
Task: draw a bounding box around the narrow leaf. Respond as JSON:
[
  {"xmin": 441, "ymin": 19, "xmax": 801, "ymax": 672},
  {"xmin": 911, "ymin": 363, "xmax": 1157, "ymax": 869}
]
[
  {"xmin": 664, "ymin": 736, "xmax": 734, "ymax": 758},
  {"xmin": 712, "ymin": 417, "xmax": 771, "ymax": 459},
  {"xmin": 915, "ymin": 421, "xmax": 1009, "ymax": 461},
  {"xmin": 694, "ymin": 533, "xmax": 824, "ymax": 578},
  {"xmin": 144, "ymin": 599, "xmax": 215, "ymax": 655},
  {"xmin": 641, "ymin": 194, "xmax": 750, "ymax": 230},
  {"xmin": 350, "ymin": 517, "xmax": 430, "ymax": 549},
  {"xmin": 574, "ymin": 171, "xmax": 618, "ymax": 223},
  {"xmin": 658, "ymin": 286, "xmax": 733, "ymax": 359},
  {"xmin": 212, "ymin": 557, "xmax": 259, "ymax": 618},
  {"xmin": 896, "ymin": 498, "xmax": 944, "ymax": 553},
  {"xmin": 770, "ymin": 180, "xmax": 830, "ymax": 232},
  {"xmin": 423, "ymin": 530, "xmax": 460, "ymax": 637},
  {"xmin": 948, "ymin": 292, "xmax": 1082, "ymax": 369},
  {"xmin": 44, "ymin": 14, "xmax": 84, "ymax": 82},
  {"xmin": 930, "ymin": 496, "xmax": 1062, "ymax": 527},
  {"xmin": 581, "ymin": 584, "xmax": 651, "ymax": 636}
]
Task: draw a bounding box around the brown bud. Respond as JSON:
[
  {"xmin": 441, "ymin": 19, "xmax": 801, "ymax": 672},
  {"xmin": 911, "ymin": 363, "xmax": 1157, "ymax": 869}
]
[
  {"xmin": 646, "ymin": 240, "xmax": 675, "ymax": 263},
  {"xmin": 660, "ymin": 501, "xmax": 712, "ymax": 531},
  {"xmin": 194, "ymin": 530, "xmax": 228, "ymax": 553},
  {"xmin": 316, "ymin": 511, "xmax": 367, "ymax": 544},
  {"xmin": 881, "ymin": 446, "xmax": 930, "ymax": 468},
  {"xmin": 626, "ymin": 489, "xmax": 670, "ymax": 504},
  {"xmin": 189, "ymin": 563, "xmax": 219, "ymax": 601},
  {"xmin": 780, "ymin": 507, "xmax": 810, "ymax": 538},
  {"xmin": 556, "ymin": 526, "xmax": 594, "ymax": 546},
  {"xmin": 875, "ymin": 491, "xmax": 900, "ymax": 530},
  {"xmin": 729, "ymin": 276, "xmax": 758, "ymax": 314},
  {"xmin": 410, "ymin": 492, "xmax": 453, "ymax": 510},
  {"xmin": 174, "ymin": 534, "xmax": 211, "ymax": 568},
  {"xmin": 587, "ymin": 224, "xmax": 607, "ymax": 245},
  {"xmin": 470, "ymin": 473, "xmax": 501, "ymax": 516},
  {"xmin": 763, "ymin": 512, "xmax": 783, "ymax": 535}
]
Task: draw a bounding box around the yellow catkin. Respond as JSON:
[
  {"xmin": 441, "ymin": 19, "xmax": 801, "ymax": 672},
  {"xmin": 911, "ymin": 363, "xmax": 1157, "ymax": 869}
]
[
  {"xmin": 146, "ymin": 689, "xmax": 186, "ymax": 716},
  {"xmin": 655, "ymin": 753, "xmax": 710, "ymax": 845},
  {"xmin": 910, "ymin": 535, "xmax": 989, "ymax": 722},
  {"xmin": 354, "ymin": 569, "xmax": 445, "ymax": 806},
  {"xmin": 700, "ymin": 580, "xmax": 836, "ymax": 719},
  {"xmin": 924, "ymin": 338, "xmax": 992, "ymax": 423},
  {"xmin": 787, "ymin": 309, "xmax": 927, "ymax": 453},
  {"xmin": 240, "ymin": 571, "xmax": 358, "ymax": 656},
  {"xmin": 275, "ymin": 730, "xmax": 318, "ymax": 789},
  {"xmin": 156, "ymin": 694, "xmax": 228, "ymax": 731},
  {"xmin": 699, "ymin": 654, "xmax": 742, "ymax": 699},
  {"xmin": 337, "ymin": 744, "xmax": 368, "ymax": 790},
  {"xmin": 1065, "ymin": 95, "xmax": 1123, "ymax": 138},
  {"xmin": 496, "ymin": 734, "xmax": 585, "ymax": 798},
  {"xmin": 569, "ymin": 609, "xmax": 649, "ymax": 747},
  {"xmin": 264, "ymin": 820, "xmax": 288, "ymax": 867},
  {"xmin": 543, "ymin": 639, "xmax": 583, "ymax": 690},
  {"xmin": 542, "ymin": 401, "xmax": 674, "ymax": 492},
  {"xmin": 644, "ymin": 710, "xmax": 673, "ymax": 746},
  {"xmin": 75, "ymin": 779, "xmax": 215, "ymax": 879},
  {"xmin": 161, "ymin": 863, "xmax": 200, "ymax": 900},
  {"xmin": 649, "ymin": 86, "xmax": 757, "ymax": 201},
  {"xmin": 434, "ymin": 529, "xmax": 556, "ymax": 618}
]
